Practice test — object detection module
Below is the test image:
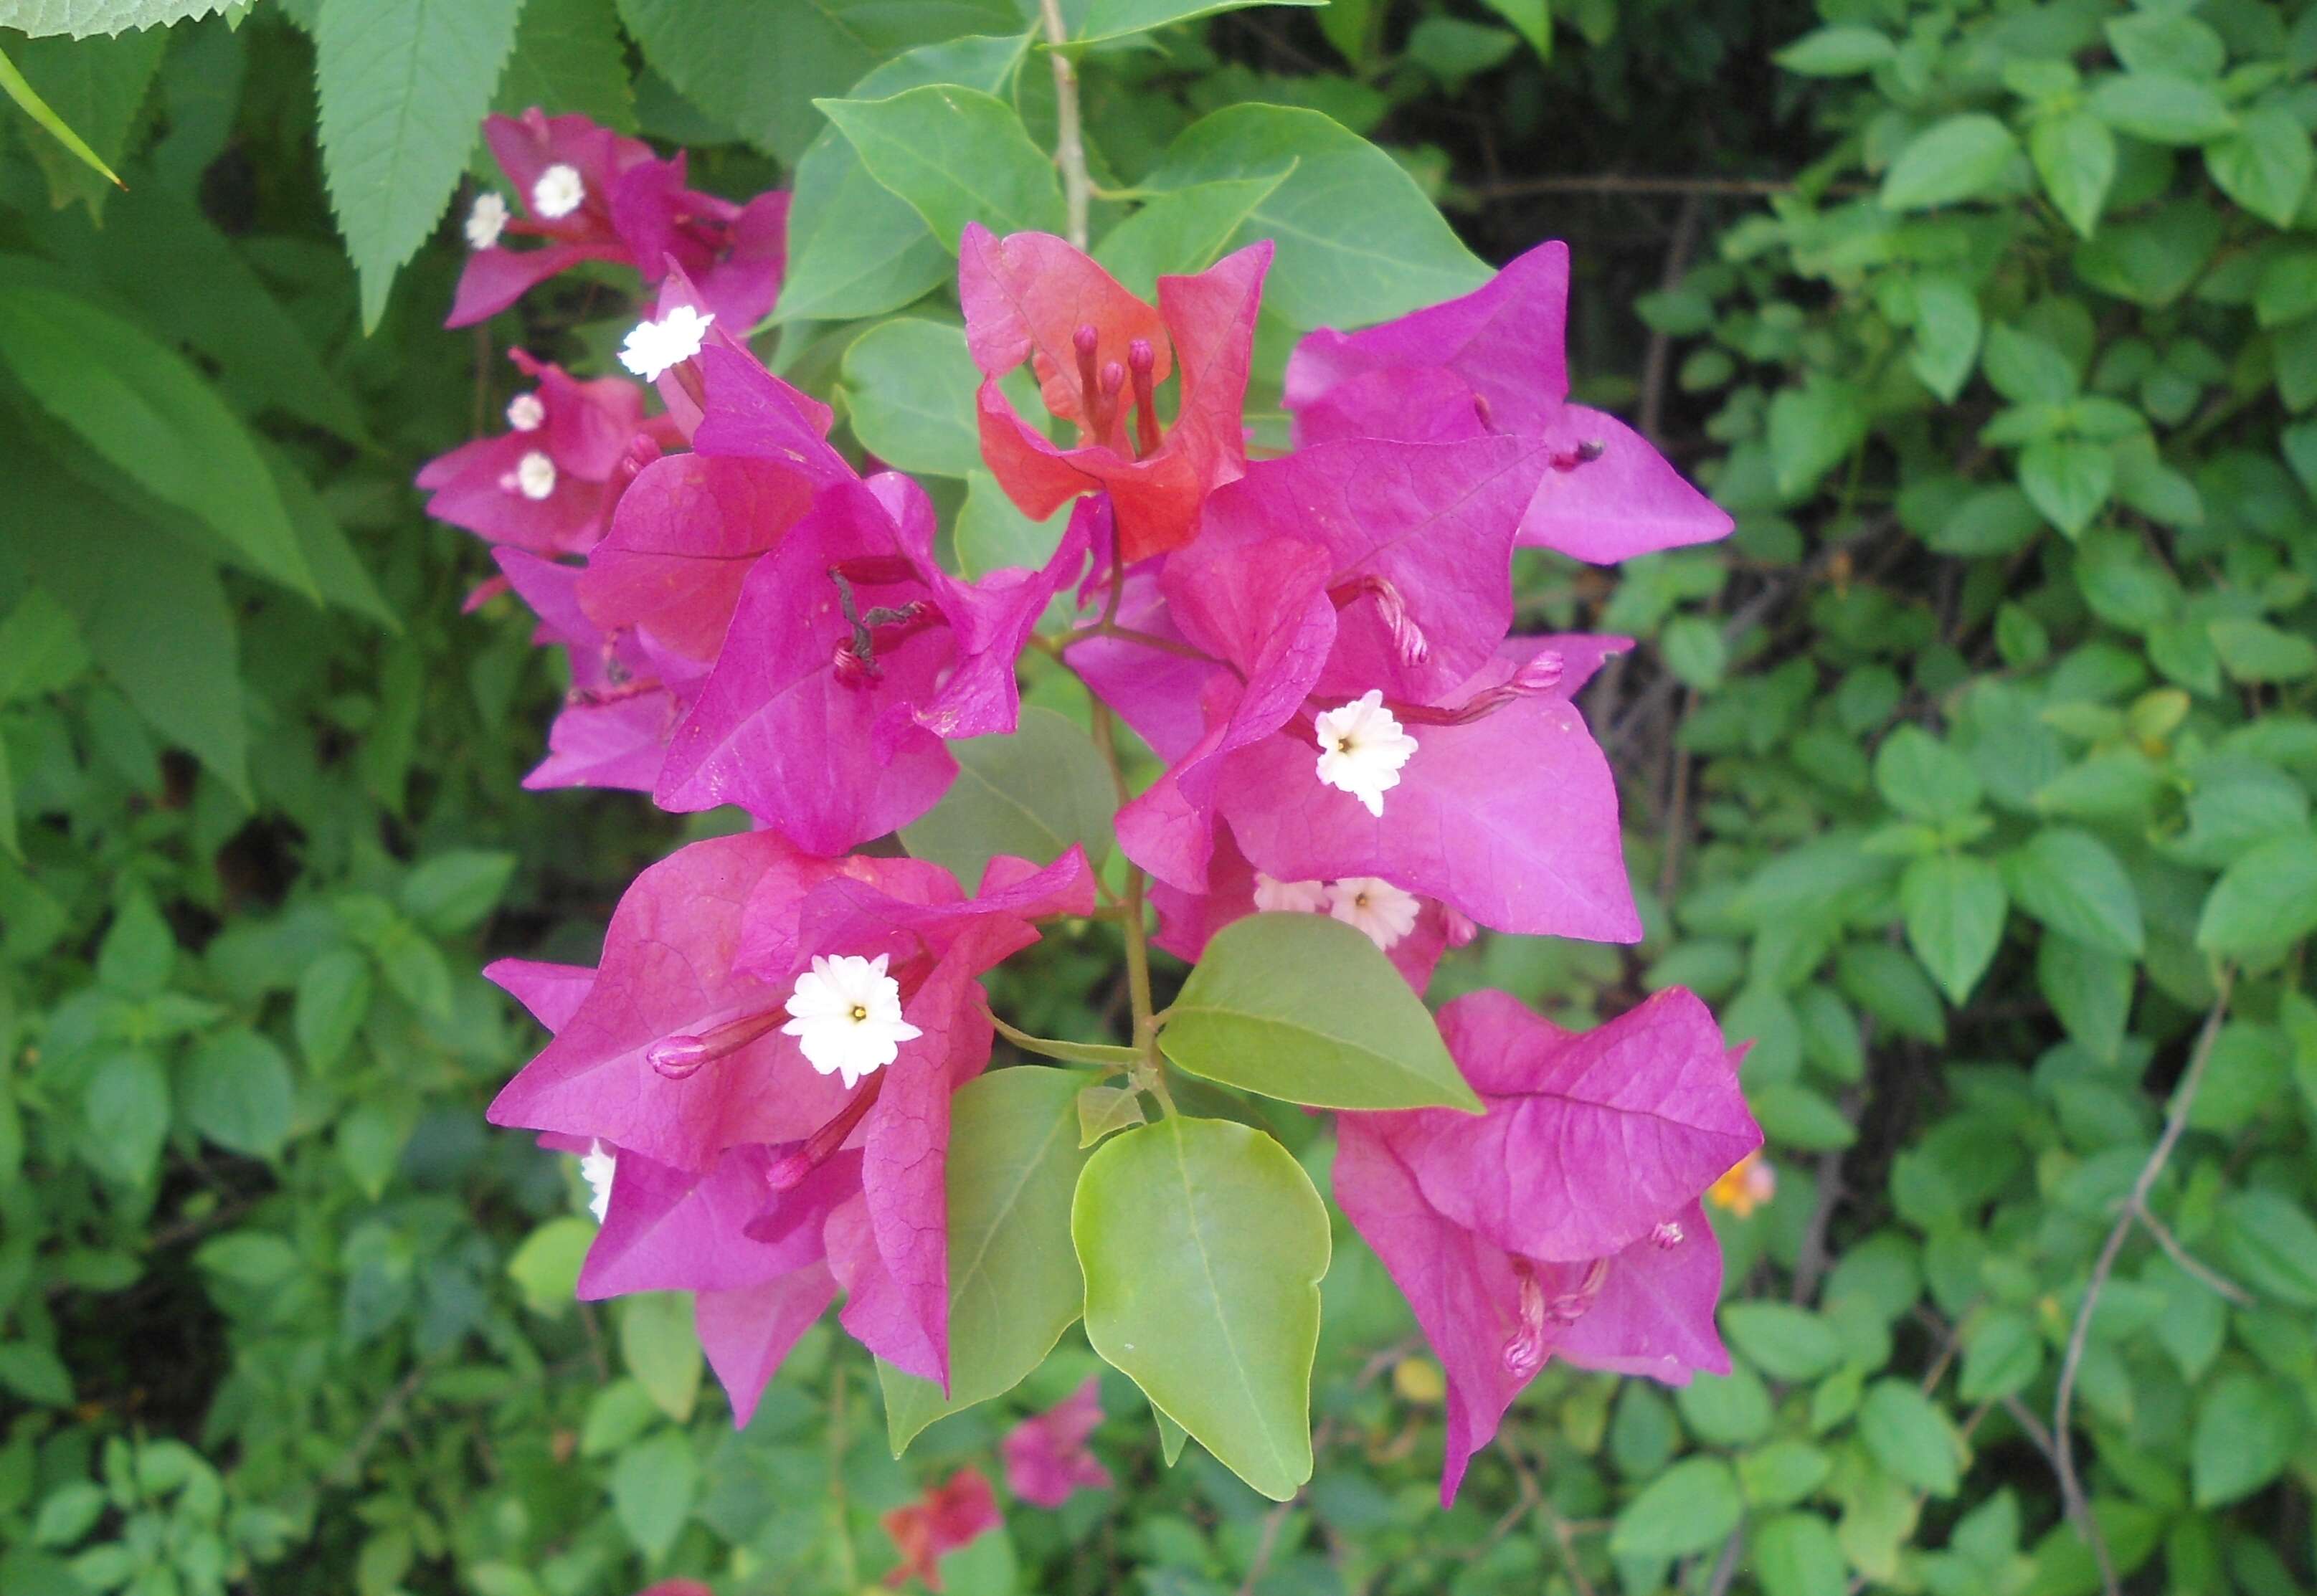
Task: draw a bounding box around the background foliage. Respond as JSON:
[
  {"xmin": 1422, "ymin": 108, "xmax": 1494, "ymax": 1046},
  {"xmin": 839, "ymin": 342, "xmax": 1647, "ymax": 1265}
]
[{"xmin": 3, "ymin": 0, "xmax": 2316, "ymax": 1593}]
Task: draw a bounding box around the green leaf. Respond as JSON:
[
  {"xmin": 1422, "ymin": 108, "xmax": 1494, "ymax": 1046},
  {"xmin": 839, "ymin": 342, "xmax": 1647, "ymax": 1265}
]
[
  {"xmin": 2256, "ymin": 251, "xmax": 2317, "ymax": 330},
  {"xmin": 2030, "ymin": 108, "xmax": 2115, "ymax": 238},
  {"xmin": 615, "ymin": 0, "xmax": 1022, "ymax": 165},
  {"xmin": 294, "ymin": 949, "xmax": 374, "ymax": 1071},
  {"xmin": 2192, "ymin": 1372, "xmax": 2300, "ymax": 1507},
  {"xmin": 2207, "ymin": 618, "xmax": 2317, "ymax": 683},
  {"xmin": 506, "ymin": 1216, "xmax": 595, "ymax": 1315},
  {"xmin": 1159, "ymin": 913, "xmax": 1479, "ymax": 1112},
  {"xmin": 337, "ymin": 1091, "xmax": 417, "ymax": 1200},
  {"xmin": 1738, "ymin": 1443, "xmax": 1832, "ymax": 1509},
  {"xmin": 401, "ymin": 850, "xmax": 517, "ymax": 935},
  {"xmin": 0, "ymin": 281, "xmax": 315, "ymax": 597},
  {"xmin": 818, "ymin": 85, "xmax": 1064, "ymax": 252},
  {"xmin": 1858, "ymin": 1378, "xmax": 1963, "ymax": 1496},
  {"xmin": 878, "ymin": 1068, "xmax": 1095, "ymax": 1450},
  {"xmin": 1143, "ymin": 105, "xmax": 1489, "ymax": 330},
  {"xmin": 1, "ymin": 1, "xmax": 237, "ymax": 34},
  {"xmin": 2073, "ymin": 201, "xmax": 2224, "ymax": 309},
  {"xmin": 1093, "ymin": 174, "xmax": 1289, "ymax": 293},
  {"xmin": 901, "ymin": 708, "xmax": 1115, "ymax": 888},
  {"xmin": 0, "ymin": 1343, "xmax": 75, "ymax": 1408},
  {"xmin": 774, "ymin": 36, "xmax": 1028, "ymax": 323},
  {"xmin": 1768, "ymin": 376, "xmax": 1868, "ymax": 498},
  {"xmin": 840, "ymin": 318, "xmax": 984, "ymax": 477},
  {"xmin": 1754, "ymin": 1513, "xmax": 1847, "ymax": 1596},
  {"xmin": 2036, "ymin": 934, "xmax": 2132, "ymax": 1063},
  {"xmin": 1879, "ymin": 114, "xmax": 2019, "ymax": 211},
  {"xmin": 1059, "ymin": 0, "xmax": 1319, "ymax": 44},
  {"xmin": 1907, "ymin": 273, "xmax": 1979, "ymax": 402},
  {"xmin": 2206, "ymin": 103, "xmax": 2315, "ymax": 230},
  {"xmin": 955, "ymin": 470, "xmax": 1070, "ymax": 581},
  {"xmin": 1608, "ymin": 1456, "xmax": 1742, "ymax": 1559},
  {"xmin": 1749, "ymin": 1082, "xmax": 1857, "ymax": 1151},
  {"xmin": 1076, "ymin": 1083, "xmax": 1145, "ymax": 1146},
  {"xmin": 2217, "ymin": 1191, "xmax": 2317, "ymax": 1306},
  {"xmin": 610, "ymin": 1428, "xmax": 697, "ymax": 1559},
  {"xmin": 2088, "ymin": 72, "xmax": 2234, "ymax": 146},
  {"xmin": 1, "ymin": 31, "xmax": 158, "ymax": 209},
  {"xmin": 1982, "ymin": 323, "xmax": 2077, "ymax": 406},
  {"xmin": 316, "ymin": 0, "xmax": 524, "ymax": 331},
  {"xmin": 2003, "ymin": 828, "xmax": 2143, "ymax": 957},
  {"xmin": 619, "ymin": 1292, "xmax": 703, "ymax": 1422},
  {"xmin": 1720, "ymin": 1303, "xmax": 1844, "ymax": 1383},
  {"xmin": 98, "ymin": 889, "xmax": 174, "ymax": 996},
  {"xmin": 2017, "ymin": 437, "xmax": 2111, "ymax": 538},
  {"xmin": 0, "ymin": 588, "xmax": 87, "ymax": 705},
  {"xmin": 80, "ymin": 1047, "xmax": 169, "ymax": 1186},
  {"xmin": 1406, "ymin": 16, "xmax": 1518, "ymax": 91},
  {"xmin": 2195, "ymin": 832, "xmax": 2317, "ymax": 956},
  {"xmin": 182, "ymin": 1027, "xmax": 295, "ymax": 1159},
  {"xmin": 494, "ymin": 0, "xmax": 636, "ymax": 133},
  {"xmin": 1958, "ymin": 1308, "xmax": 2043, "ymax": 1402},
  {"xmin": 1775, "ymin": 24, "xmax": 1893, "ymax": 77},
  {"xmin": 1872, "ymin": 726, "xmax": 1981, "ymax": 822},
  {"xmin": 1900, "ymin": 854, "xmax": 2007, "ymax": 1007},
  {"xmin": 1472, "ymin": 0, "xmax": 1547, "ymax": 62},
  {"xmin": 1075, "ymin": 1115, "xmax": 1329, "ymax": 1502}
]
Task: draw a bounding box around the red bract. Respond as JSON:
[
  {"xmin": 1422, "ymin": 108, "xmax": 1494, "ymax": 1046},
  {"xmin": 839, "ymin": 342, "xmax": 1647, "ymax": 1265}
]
[
  {"xmin": 450, "ymin": 108, "xmax": 787, "ymax": 329},
  {"xmin": 416, "ymin": 350, "xmax": 670, "ymax": 556},
  {"xmin": 883, "ymin": 1468, "xmax": 1002, "ymax": 1590},
  {"xmin": 960, "ymin": 224, "xmax": 1269, "ymax": 564},
  {"xmin": 487, "ymin": 832, "xmax": 1094, "ymax": 1402},
  {"xmin": 1000, "ymin": 1378, "xmax": 1115, "ymax": 1508},
  {"xmin": 1284, "ymin": 241, "xmax": 1732, "ymax": 563},
  {"xmin": 1333, "ymin": 989, "xmax": 1761, "ymax": 1502},
  {"xmin": 653, "ymin": 478, "xmax": 1093, "ymax": 855}
]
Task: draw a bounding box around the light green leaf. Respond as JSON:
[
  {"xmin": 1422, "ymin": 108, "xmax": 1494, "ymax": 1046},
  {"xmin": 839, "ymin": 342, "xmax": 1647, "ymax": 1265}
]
[
  {"xmin": 901, "ymin": 708, "xmax": 1114, "ymax": 887},
  {"xmin": 878, "ymin": 1068, "xmax": 1095, "ymax": 1450},
  {"xmin": 2088, "ymin": 72, "xmax": 2234, "ymax": 146},
  {"xmin": 1160, "ymin": 913, "xmax": 1480, "ymax": 1112},
  {"xmin": 1754, "ymin": 1513, "xmax": 1847, "ymax": 1596},
  {"xmin": 507, "ymin": 1216, "xmax": 595, "ymax": 1316},
  {"xmin": 0, "ymin": 280, "xmax": 314, "ymax": 596},
  {"xmin": 1, "ymin": 0, "xmax": 236, "ymax": 35},
  {"xmin": 1076, "ymin": 1083, "xmax": 1145, "ymax": 1146},
  {"xmin": 1, "ymin": 31, "xmax": 158, "ymax": 209},
  {"xmin": 1609, "ymin": 1455, "xmax": 1742, "ymax": 1559},
  {"xmin": 616, "ymin": 0, "xmax": 1022, "ymax": 165},
  {"xmin": 818, "ymin": 85, "xmax": 1064, "ymax": 251},
  {"xmin": 1720, "ymin": 1303, "xmax": 1844, "ymax": 1383},
  {"xmin": 1958, "ymin": 1308, "xmax": 2042, "ymax": 1402},
  {"xmin": 610, "ymin": 1428, "xmax": 697, "ymax": 1559},
  {"xmin": 1060, "ymin": 0, "xmax": 1319, "ymax": 44},
  {"xmin": 1858, "ymin": 1377, "xmax": 1963, "ymax": 1496},
  {"xmin": 316, "ymin": 0, "xmax": 523, "ymax": 331},
  {"xmin": 2208, "ymin": 618, "xmax": 2317, "ymax": 684},
  {"xmin": 1873, "ymin": 726, "xmax": 1981, "ymax": 823},
  {"xmin": 1075, "ymin": 1115, "xmax": 1329, "ymax": 1501},
  {"xmin": 1907, "ymin": 272, "xmax": 1979, "ymax": 402},
  {"xmin": 1144, "ymin": 104, "xmax": 1489, "ymax": 329},
  {"xmin": 2195, "ymin": 832, "xmax": 2317, "ymax": 956},
  {"xmin": 2192, "ymin": 1372, "xmax": 2299, "ymax": 1507},
  {"xmin": 295, "ymin": 950, "xmax": 373, "ymax": 1073},
  {"xmin": 1472, "ymin": 0, "xmax": 1547, "ymax": 61},
  {"xmin": 840, "ymin": 318, "xmax": 983, "ymax": 477},
  {"xmin": 955, "ymin": 470, "xmax": 1071, "ymax": 582},
  {"xmin": 0, "ymin": 589, "xmax": 88, "ymax": 705},
  {"xmin": 2217, "ymin": 1191, "xmax": 2317, "ymax": 1306},
  {"xmin": 2030, "ymin": 108, "xmax": 2115, "ymax": 238},
  {"xmin": 1880, "ymin": 114, "xmax": 2019, "ymax": 211},
  {"xmin": 1774, "ymin": 25, "xmax": 1892, "ymax": 77},
  {"xmin": 2004, "ymin": 827, "xmax": 2142, "ymax": 956},
  {"xmin": 2206, "ymin": 104, "xmax": 2315, "ymax": 231},
  {"xmin": 1900, "ymin": 854, "xmax": 2007, "ymax": 1007},
  {"xmin": 2017, "ymin": 437, "xmax": 2112, "ymax": 537},
  {"xmin": 620, "ymin": 1292, "xmax": 703, "ymax": 1422},
  {"xmin": 401, "ymin": 850, "xmax": 517, "ymax": 934},
  {"xmin": 182, "ymin": 1027, "xmax": 295, "ymax": 1158},
  {"xmin": 1093, "ymin": 173, "xmax": 1289, "ymax": 294},
  {"xmin": 80, "ymin": 1047, "xmax": 169, "ymax": 1186},
  {"xmin": 1768, "ymin": 376, "xmax": 1868, "ymax": 498},
  {"xmin": 0, "ymin": 1343, "xmax": 75, "ymax": 1408},
  {"xmin": 493, "ymin": 0, "xmax": 636, "ymax": 133}
]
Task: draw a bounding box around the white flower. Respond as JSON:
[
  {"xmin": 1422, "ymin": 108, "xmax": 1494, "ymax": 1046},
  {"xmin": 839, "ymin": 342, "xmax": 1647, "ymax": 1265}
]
[
  {"xmin": 1328, "ymin": 877, "xmax": 1421, "ymax": 951},
  {"xmin": 781, "ymin": 953, "xmax": 923, "ymax": 1090},
  {"xmin": 1253, "ymin": 873, "xmax": 1328, "ymax": 915},
  {"xmin": 618, "ymin": 305, "xmax": 716, "ymax": 381},
  {"xmin": 1313, "ymin": 690, "xmax": 1418, "ymax": 817},
  {"xmin": 531, "ymin": 163, "xmax": 585, "ymax": 219},
  {"xmin": 579, "ymin": 1139, "xmax": 616, "ymax": 1223},
  {"xmin": 506, "ymin": 391, "xmax": 546, "ymax": 432},
  {"xmin": 465, "ymin": 191, "xmax": 508, "ymax": 250},
  {"xmin": 513, "ymin": 450, "xmax": 556, "ymax": 500}
]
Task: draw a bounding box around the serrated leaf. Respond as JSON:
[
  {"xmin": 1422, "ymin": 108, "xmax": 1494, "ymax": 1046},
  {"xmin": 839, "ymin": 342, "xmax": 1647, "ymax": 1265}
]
[
  {"xmin": 316, "ymin": 0, "xmax": 524, "ymax": 331},
  {"xmin": 1159, "ymin": 913, "xmax": 1479, "ymax": 1112},
  {"xmin": 1, "ymin": 0, "xmax": 234, "ymax": 35},
  {"xmin": 1075, "ymin": 1115, "xmax": 1328, "ymax": 1501},
  {"xmin": 1, "ymin": 32, "xmax": 158, "ymax": 208},
  {"xmin": 493, "ymin": 0, "xmax": 635, "ymax": 133}
]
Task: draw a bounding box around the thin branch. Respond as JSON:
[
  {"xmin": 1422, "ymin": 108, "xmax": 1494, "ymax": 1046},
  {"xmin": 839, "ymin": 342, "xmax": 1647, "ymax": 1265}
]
[
  {"xmin": 1034, "ymin": 0, "xmax": 1090, "ymax": 250},
  {"xmin": 2133, "ymin": 1200, "xmax": 2253, "ymax": 1305},
  {"xmin": 2051, "ymin": 971, "xmax": 2235, "ymax": 1596}
]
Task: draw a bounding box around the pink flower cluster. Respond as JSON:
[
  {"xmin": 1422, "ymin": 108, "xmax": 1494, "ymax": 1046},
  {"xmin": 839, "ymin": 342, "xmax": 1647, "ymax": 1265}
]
[{"xmin": 424, "ymin": 110, "xmax": 1761, "ymax": 1509}]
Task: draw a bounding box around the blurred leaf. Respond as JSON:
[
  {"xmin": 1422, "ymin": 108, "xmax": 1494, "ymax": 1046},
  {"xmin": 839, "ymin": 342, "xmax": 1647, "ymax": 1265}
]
[
  {"xmin": 620, "ymin": 1292, "xmax": 703, "ymax": 1422},
  {"xmin": 182, "ymin": 1027, "xmax": 295, "ymax": 1158},
  {"xmin": 1880, "ymin": 115, "xmax": 2019, "ymax": 211},
  {"xmin": 610, "ymin": 1428, "xmax": 697, "ymax": 1559},
  {"xmin": 1755, "ymin": 1512, "xmax": 1847, "ymax": 1596},
  {"xmin": 901, "ymin": 707, "xmax": 1115, "ymax": 886},
  {"xmin": 2004, "ymin": 828, "xmax": 2142, "ymax": 956},
  {"xmin": 2196, "ymin": 832, "xmax": 2317, "ymax": 955},
  {"xmin": 2206, "ymin": 104, "xmax": 2315, "ymax": 230},
  {"xmin": 2030, "ymin": 108, "xmax": 2114, "ymax": 237},
  {"xmin": 1859, "ymin": 1379, "xmax": 1963, "ymax": 1496},
  {"xmin": 2191, "ymin": 1372, "xmax": 2299, "ymax": 1507},
  {"xmin": 402, "ymin": 850, "xmax": 517, "ymax": 935},
  {"xmin": 1776, "ymin": 24, "xmax": 1892, "ymax": 76},
  {"xmin": 493, "ymin": 0, "xmax": 635, "ymax": 133},
  {"xmin": 1900, "ymin": 854, "xmax": 2006, "ymax": 1006},
  {"xmin": 2088, "ymin": 72, "xmax": 2234, "ymax": 146},
  {"xmin": 1609, "ymin": 1455, "xmax": 1741, "ymax": 1558}
]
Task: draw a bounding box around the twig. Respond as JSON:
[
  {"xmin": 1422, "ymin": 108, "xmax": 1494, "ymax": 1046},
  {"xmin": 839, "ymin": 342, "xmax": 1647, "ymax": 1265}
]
[
  {"xmin": 2133, "ymin": 1200, "xmax": 2253, "ymax": 1305},
  {"xmin": 1465, "ymin": 174, "xmax": 1872, "ymax": 201},
  {"xmin": 1034, "ymin": 0, "xmax": 1090, "ymax": 250},
  {"xmin": 1702, "ymin": 1528, "xmax": 1745, "ymax": 1596},
  {"xmin": 1639, "ymin": 193, "xmax": 1702, "ymax": 447},
  {"xmin": 2051, "ymin": 971, "xmax": 2235, "ymax": 1596},
  {"xmin": 328, "ymin": 1360, "xmax": 434, "ymax": 1488}
]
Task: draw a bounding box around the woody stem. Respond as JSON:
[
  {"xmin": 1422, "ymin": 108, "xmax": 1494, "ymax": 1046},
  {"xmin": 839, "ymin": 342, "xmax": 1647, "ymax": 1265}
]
[{"xmin": 1036, "ymin": 0, "xmax": 1091, "ymax": 250}]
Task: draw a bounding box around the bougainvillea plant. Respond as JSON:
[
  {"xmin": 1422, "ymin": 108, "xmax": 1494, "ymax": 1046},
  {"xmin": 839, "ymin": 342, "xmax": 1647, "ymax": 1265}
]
[{"xmin": 430, "ymin": 100, "xmax": 1762, "ymax": 1512}]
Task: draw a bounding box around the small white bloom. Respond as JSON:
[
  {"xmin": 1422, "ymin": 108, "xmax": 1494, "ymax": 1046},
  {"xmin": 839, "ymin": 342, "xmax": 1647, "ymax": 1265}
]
[
  {"xmin": 1253, "ymin": 873, "xmax": 1328, "ymax": 915},
  {"xmin": 1313, "ymin": 689, "xmax": 1418, "ymax": 818},
  {"xmin": 579, "ymin": 1139, "xmax": 617, "ymax": 1223},
  {"xmin": 618, "ymin": 304, "xmax": 716, "ymax": 381},
  {"xmin": 506, "ymin": 391, "xmax": 546, "ymax": 432},
  {"xmin": 781, "ymin": 952, "xmax": 924, "ymax": 1090},
  {"xmin": 531, "ymin": 163, "xmax": 585, "ymax": 219},
  {"xmin": 1328, "ymin": 877, "xmax": 1421, "ymax": 951},
  {"xmin": 465, "ymin": 191, "xmax": 508, "ymax": 250},
  {"xmin": 513, "ymin": 450, "xmax": 557, "ymax": 500}
]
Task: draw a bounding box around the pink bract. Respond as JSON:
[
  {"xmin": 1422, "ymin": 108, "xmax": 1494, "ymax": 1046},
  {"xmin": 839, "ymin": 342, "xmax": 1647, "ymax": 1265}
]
[
  {"xmin": 883, "ymin": 1468, "xmax": 1002, "ymax": 1590},
  {"xmin": 1000, "ymin": 1377, "xmax": 1116, "ymax": 1508}
]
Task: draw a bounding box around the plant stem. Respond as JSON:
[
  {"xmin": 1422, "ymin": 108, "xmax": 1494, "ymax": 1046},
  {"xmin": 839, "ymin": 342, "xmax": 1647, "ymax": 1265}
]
[{"xmin": 1035, "ymin": 0, "xmax": 1090, "ymax": 250}]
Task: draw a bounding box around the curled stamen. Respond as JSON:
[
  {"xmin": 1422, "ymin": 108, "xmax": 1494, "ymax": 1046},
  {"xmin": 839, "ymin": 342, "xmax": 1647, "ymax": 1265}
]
[
  {"xmin": 1650, "ymin": 1220, "xmax": 1685, "ymax": 1250},
  {"xmin": 1546, "ymin": 1258, "xmax": 1614, "ymax": 1325},
  {"xmin": 1502, "ymin": 1261, "xmax": 1550, "ymax": 1377},
  {"xmin": 1347, "ymin": 649, "xmax": 1568, "ymax": 731},
  {"xmin": 766, "ymin": 1070, "xmax": 888, "ymax": 1190},
  {"xmin": 1327, "ymin": 575, "xmax": 1431, "ymax": 666},
  {"xmin": 1128, "ymin": 338, "xmax": 1160, "ymax": 459},
  {"xmin": 646, "ymin": 1007, "xmax": 790, "ymax": 1079}
]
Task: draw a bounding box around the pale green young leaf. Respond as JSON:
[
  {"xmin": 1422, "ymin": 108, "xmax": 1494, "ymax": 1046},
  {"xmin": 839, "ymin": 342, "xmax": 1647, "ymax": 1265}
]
[
  {"xmin": 840, "ymin": 318, "xmax": 983, "ymax": 477},
  {"xmin": 1093, "ymin": 172, "xmax": 1288, "ymax": 294},
  {"xmin": 1879, "ymin": 114, "xmax": 2019, "ymax": 211},
  {"xmin": 819, "ymin": 85, "xmax": 1064, "ymax": 250},
  {"xmin": 1900, "ymin": 854, "xmax": 2007, "ymax": 1006}
]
